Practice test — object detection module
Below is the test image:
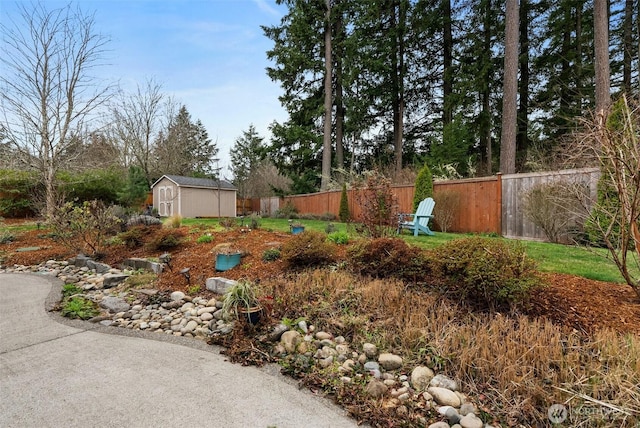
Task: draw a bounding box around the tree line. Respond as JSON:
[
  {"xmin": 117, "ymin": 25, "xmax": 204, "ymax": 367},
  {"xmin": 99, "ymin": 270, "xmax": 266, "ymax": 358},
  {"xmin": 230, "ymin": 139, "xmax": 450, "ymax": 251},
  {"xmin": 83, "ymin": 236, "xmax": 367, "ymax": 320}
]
[
  {"xmin": 1, "ymin": 1, "xmax": 638, "ymax": 217},
  {"xmin": 258, "ymin": 0, "xmax": 638, "ymax": 192}
]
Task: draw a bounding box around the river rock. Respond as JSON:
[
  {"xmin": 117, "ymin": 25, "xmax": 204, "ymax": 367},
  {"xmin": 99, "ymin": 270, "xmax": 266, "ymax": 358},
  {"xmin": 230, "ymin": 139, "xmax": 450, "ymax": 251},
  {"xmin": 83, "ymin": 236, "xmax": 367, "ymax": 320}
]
[
  {"xmin": 378, "ymin": 353, "xmax": 403, "ymax": 370},
  {"xmin": 430, "ymin": 373, "xmax": 459, "ymax": 391},
  {"xmin": 460, "ymin": 403, "xmax": 478, "ymax": 416},
  {"xmin": 365, "ymin": 379, "xmax": 388, "ymax": 398},
  {"xmin": 428, "ymin": 387, "xmax": 461, "ymax": 407},
  {"xmin": 281, "ymin": 330, "xmax": 302, "ymax": 353},
  {"xmin": 459, "ymin": 413, "xmax": 483, "ymax": 428},
  {"xmin": 410, "ymin": 366, "xmax": 435, "ymax": 391},
  {"xmin": 428, "ymin": 423, "xmax": 451, "ymax": 428},
  {"xmin": 363, "ymin": 342, "xmax": 378, "ymax": 358},
  {"xmin": 170, "ymin": 291, "xmax": 185, "ymax": 301}
]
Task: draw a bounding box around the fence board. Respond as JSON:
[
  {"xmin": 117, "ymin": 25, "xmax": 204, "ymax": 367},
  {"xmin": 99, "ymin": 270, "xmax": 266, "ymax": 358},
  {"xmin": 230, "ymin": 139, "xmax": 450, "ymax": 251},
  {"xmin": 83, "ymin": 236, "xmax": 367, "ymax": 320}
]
[
  {"xmin": 501, "ymin": 168, "xmax": 600, "ymax": 241},
  {"xmin": 433, "ymin": 176, "xmax": 501, "ymax": 234}
]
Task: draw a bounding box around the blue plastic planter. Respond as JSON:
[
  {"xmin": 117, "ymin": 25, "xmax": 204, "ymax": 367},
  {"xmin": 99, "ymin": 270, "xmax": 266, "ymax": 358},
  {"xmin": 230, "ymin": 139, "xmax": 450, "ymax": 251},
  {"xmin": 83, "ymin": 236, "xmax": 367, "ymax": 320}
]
[
  {"xmin": 215, "ymin": 252, "xmax": 241, "ymax": 271},
  {"xmin": 291, "ymin": 226, "xmax": 305, "ymax": 235}
]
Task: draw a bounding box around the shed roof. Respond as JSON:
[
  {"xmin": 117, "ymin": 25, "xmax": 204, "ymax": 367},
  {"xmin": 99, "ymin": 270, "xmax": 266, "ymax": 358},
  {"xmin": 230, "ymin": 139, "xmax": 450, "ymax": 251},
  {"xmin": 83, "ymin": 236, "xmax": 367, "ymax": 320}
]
[{"xmin": 152, "ymin": 175, "xmax": 236, "ymax": 191}]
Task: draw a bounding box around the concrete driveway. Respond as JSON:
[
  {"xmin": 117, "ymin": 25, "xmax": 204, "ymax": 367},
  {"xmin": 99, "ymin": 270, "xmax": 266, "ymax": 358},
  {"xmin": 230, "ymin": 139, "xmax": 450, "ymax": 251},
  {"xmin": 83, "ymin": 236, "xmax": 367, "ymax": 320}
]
[{"xmin": 0, "ymin": 273, "xmax": 359, "ymax": 428}]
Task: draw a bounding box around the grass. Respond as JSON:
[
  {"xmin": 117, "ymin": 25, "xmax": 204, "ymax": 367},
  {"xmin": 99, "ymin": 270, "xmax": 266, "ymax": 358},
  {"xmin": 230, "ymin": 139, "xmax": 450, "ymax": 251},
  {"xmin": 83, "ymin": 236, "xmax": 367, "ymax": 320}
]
[
  {"xmin": 403, "ymin": 231, "xmax": 638, "ymax": 284},
  {"xmin": 0, "ymin": 220, "xmax": 41, "ymax": 233}
]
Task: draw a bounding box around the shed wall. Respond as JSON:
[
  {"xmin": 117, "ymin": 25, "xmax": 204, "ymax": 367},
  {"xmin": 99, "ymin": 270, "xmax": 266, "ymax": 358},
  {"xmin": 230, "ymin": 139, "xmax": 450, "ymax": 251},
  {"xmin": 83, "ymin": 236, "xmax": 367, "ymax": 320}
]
[{"xmin": 179, "ymin": 187, "xmax": 236, "ymax": 218}]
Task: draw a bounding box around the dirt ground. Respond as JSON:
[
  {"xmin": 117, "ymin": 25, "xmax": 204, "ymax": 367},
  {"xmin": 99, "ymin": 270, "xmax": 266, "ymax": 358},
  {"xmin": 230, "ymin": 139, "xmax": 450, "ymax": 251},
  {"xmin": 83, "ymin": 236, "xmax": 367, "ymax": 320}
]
[{"xmin": 2, "ymin": 222, "xmax": 639, "ymax": 335}]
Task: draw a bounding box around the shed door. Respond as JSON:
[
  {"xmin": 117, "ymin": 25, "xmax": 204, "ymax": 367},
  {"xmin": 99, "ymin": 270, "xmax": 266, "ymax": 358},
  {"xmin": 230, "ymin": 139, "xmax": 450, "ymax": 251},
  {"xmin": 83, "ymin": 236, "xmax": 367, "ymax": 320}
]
[{"xmin": 159, "ymin": 186, "xmax": 174, "ymax": 217}]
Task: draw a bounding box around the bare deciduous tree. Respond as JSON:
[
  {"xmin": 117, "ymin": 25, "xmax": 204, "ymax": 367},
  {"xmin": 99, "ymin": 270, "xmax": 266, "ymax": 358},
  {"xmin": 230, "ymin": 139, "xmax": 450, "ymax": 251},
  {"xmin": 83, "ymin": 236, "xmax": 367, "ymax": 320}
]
[
  {"xmin": 245, "ymin": 160, "xmax": 292, "ymax": 199},
  {"xmin": 1, "ymin": 3, "xmax": 113, "ymax": 217},
  {"xmin": 107, "ymin": 79, "xmax": 174, "ymax": 186}
]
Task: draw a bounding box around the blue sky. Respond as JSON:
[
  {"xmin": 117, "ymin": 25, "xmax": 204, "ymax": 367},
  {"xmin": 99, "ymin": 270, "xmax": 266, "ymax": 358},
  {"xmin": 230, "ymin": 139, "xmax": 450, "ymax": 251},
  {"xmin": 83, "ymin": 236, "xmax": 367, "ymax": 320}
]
[{"xmin": 0, "ymin": 0, "xmax": 289, "ymax": 175}]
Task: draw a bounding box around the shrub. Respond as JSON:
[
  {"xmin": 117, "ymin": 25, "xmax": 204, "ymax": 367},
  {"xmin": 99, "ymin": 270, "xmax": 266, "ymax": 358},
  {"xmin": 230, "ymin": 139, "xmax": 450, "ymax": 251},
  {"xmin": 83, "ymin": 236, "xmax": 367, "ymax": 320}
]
[
  {"xmin": 432, "ymin": 236, "xmax": 542, "ymax": 311},
  {"xmin": 0, "ymin": 169, "xmax": 38, "ymax": 217},
  {"xmin": 118, "ymin": 226, "xmax": 148, "ymax": 249},
  {"xmin": 59, "ymin": 168, "xmax": 126, "ymax": 206},
  {"xmin": 249, "ymin": 215, "xmax": 261, "ymax": 230},
  {"xmin": 433, "ymin": 190, "xmax": 460, "ymax": 233},
  {"xmin": 327, "ymin": 231, "xmax": 349, "ymax": 245},
  {"xmin": 117, "ymin": 166, "xmax": 149, "ymax": 208},
  {"xmin": 274, "ymin": 201, "xmax": 298, "ymax": 219},
  {"xmin": 197, "ymin": 234, "xmax": 213, "ymax": 244},
  {"xmin": 0, "ymin": 231, "xmax": 15, "ymax": 244},
  {"xmin": 584, "ymin": 172, "xmax": 625, "ymax": 248},
  {"xmin": 339, "ymin": 183, "xmax": 350, "ymax": 222},
  {"xmin": 354, "ymin": 170, "xmax": 399, "ymax": 238},
  {"xmin": 61, "ymin": 296, "xmax": 100, "ymax": 320},
  {"xmin": 348, "ymin": 237, "xmax": 432, "ymax": 282},
  {"xmin": 48, "ymin": 200, "xmax": 122, "ymax": 256},
  {"xmin": 522, "ymin": 182, "xmax": 583, "ymax": 243},
  {"xmin": 281, "ymin": 230, "xmax": 335, "ymax": 268},
  {"xmin": 219, "ymin": 217, "xmax": 236, "ymax": 229},
  {"xmin": 413, "ymin": 164, "xmax": 433, "ymax": 211},
  {"xmin": 262, "ymin": 247, "xmax": 281, "ymax": 261},
  {"xmin": 146, "ymin": 228, "xmax": 185, "ymax": 251}
]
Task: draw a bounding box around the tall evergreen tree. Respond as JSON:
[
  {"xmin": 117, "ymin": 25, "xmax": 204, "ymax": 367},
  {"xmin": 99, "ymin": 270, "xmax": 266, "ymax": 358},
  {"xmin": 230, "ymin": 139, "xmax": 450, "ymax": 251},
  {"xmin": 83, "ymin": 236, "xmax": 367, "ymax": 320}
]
[
  {"xmin": 500, "ymin": 0, "xmax": 519, "ymax": 174},
  {"xmin": 230, "ymin": 124, "xmax": 265, "ymax": 201},
  {"xmin": 153, "ymin": 106, "xmax": 217, "ymax": 179},
  {"xmin": 263, "ymin": 0, "xmax": 326, "ymax": 192}
]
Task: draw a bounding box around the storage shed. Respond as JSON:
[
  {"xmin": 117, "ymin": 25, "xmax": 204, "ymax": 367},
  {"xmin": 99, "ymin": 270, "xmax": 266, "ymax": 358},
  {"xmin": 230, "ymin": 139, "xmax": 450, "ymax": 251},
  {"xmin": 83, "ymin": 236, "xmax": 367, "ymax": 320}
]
[{"xmin": 151, "ymin": 175, "xmax": 237, "ymax": 218}]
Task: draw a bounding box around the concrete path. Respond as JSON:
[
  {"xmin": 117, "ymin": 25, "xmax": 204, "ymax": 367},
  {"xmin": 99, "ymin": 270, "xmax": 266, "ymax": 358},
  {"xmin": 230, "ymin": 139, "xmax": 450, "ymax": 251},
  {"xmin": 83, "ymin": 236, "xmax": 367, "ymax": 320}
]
[{"xmin": 0, "ymin": 273, "xmax": 359, "ymax": 428}]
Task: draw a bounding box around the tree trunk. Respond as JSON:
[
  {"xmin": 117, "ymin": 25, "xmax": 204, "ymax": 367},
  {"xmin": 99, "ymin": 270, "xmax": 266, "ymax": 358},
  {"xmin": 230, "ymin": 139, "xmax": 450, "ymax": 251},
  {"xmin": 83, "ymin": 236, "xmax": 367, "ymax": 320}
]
[
  {"xmin": 482, "ymin": 0, "xmax": 492, "ymax": 175},
  {"xmin": 391, "ymin": 0, "xmax": 406, "ymax": 177},
  {"xmin": 516, "ymin": 0, "xmax": 529, "ymax": 172},
  {"xmin": 500, "ymin": 0, "xmax": 519, "ymax": 175},
  {"xmin": 335, "ymin": 6, "xmax": 345, "ymax": 176},
  {"xmin": 623, "ymin": 0, "xmax": 633, "ymax": 94},
  {"xmin": 321, "ymin": 0, "xmax": 333, "ymax": 191},
  {"xmin": 594, "ymin": 0, "xmax": 610, "ymax": 120},
  {"xmin": 442, "ymin": 0, "xmax": 453, "ymax": 127}
]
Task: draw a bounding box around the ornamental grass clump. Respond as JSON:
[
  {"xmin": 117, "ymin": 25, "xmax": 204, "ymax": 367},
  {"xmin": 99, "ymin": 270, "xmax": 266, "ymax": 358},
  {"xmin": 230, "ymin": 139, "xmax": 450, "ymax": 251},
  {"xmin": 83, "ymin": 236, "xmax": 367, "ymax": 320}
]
[{"xmin": 433, "ymin": 236, "xmax": 543, "ymax": 311}]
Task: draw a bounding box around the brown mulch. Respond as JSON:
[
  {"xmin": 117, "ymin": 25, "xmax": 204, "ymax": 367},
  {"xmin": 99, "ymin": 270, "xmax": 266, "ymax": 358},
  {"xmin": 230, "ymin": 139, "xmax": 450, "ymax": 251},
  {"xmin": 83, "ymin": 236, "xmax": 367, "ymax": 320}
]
[{"xmin": 2, "ymin": 221, "xmax": 639, "ymax": 336}]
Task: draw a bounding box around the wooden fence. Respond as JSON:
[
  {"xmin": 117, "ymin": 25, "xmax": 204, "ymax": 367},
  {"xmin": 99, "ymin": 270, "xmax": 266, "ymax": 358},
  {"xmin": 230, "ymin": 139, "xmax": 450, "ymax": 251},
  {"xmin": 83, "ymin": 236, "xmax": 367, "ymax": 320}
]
[
  {"xmin": 265, "ymin": 167, "xmax": 600, "ymax": 241},
  {"xmin": 278, "ymin": 176, "xmax": 502, "ymax": 234},
  {"xmin": 501, "ymin": 167, "xmax": 599, "ymax": 241}
]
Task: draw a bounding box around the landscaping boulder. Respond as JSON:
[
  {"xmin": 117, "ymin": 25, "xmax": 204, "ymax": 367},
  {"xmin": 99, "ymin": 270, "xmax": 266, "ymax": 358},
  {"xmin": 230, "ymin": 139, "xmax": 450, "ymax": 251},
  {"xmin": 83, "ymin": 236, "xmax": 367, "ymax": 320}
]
[{"xmin": 99, "ymin": 297, "xmax": 130, "ymax": 313}]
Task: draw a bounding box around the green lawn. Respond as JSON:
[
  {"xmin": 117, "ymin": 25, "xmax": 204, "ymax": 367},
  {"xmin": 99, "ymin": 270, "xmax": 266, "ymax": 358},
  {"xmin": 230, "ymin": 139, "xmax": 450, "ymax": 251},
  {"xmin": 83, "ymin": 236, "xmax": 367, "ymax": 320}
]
[{"xmin": 403, "ymin": 231, "xmax": 637, "ymax": 284}]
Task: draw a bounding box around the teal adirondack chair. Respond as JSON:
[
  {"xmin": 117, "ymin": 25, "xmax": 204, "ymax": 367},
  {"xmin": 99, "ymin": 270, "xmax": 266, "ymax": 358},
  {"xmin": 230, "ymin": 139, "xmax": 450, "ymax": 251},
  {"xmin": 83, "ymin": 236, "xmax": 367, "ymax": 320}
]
[{"xmin": 397, "ymin": 197, "xmax": 436, "ymax": 236}]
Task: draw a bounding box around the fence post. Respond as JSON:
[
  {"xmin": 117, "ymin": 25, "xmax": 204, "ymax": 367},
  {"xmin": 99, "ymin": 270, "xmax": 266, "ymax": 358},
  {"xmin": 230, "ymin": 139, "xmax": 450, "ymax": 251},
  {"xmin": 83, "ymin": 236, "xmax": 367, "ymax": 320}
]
[{"xmin": 496, "ymin": 173, "xmax": 503, "ymax": 236}]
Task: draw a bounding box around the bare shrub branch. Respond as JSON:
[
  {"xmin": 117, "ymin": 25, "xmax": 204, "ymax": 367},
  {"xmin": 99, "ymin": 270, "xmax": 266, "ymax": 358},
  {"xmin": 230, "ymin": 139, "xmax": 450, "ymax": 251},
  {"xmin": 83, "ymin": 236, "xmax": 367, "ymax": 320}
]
[{"xmin": 562, "ymin": 95, "xmax": 640, "ymax": 296}]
